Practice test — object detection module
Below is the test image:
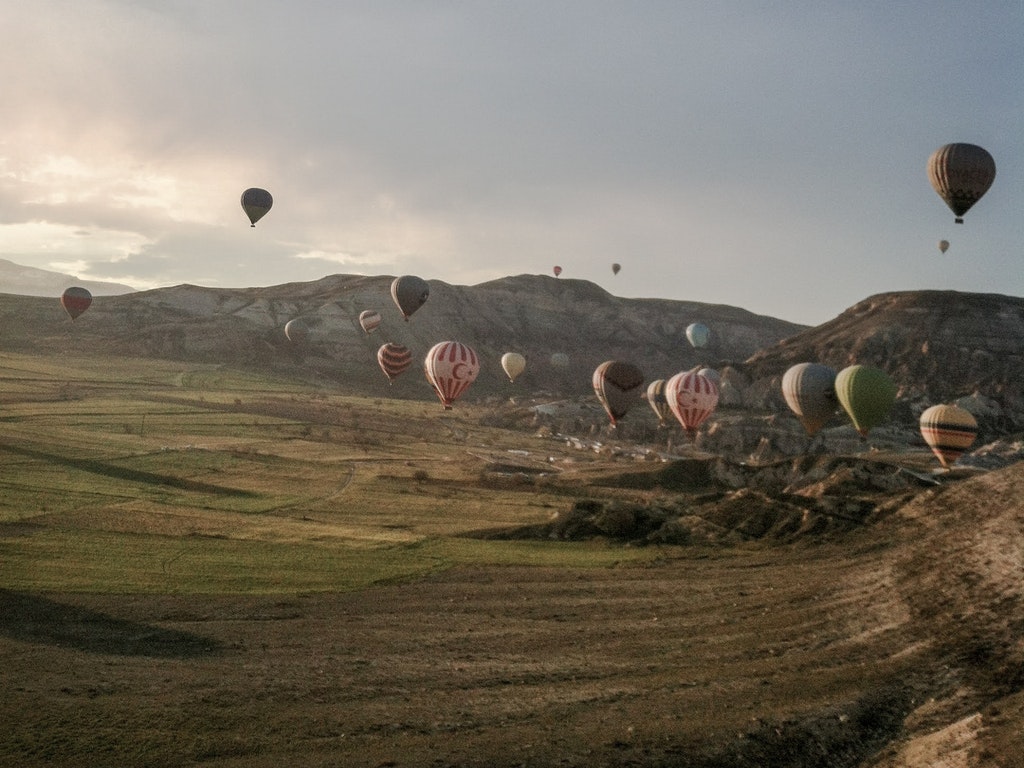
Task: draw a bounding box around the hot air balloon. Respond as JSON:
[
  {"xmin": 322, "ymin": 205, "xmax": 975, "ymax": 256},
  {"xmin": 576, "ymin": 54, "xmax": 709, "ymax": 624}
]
[
  {"xmin": 938, "ymin": 240, "xmax": 950, "ymax": 254},
  {"xmin": 240, "ymin": 187, "xmax": 273, "ymax": 227},
  {"xmin": 834, "ymin": 365, "xmax": 897, "ymax": 437},
  {"xmin": 698, "ymin": 368, "xmax": 721, "ymax": 388},
  {"xmin": 424, "ymin": 341, "xmax": 479, "ymax": 409},
  {"xmin": 377, "ymin": 343, "xmax": 412, "ymax": 384},
  {"xmin": 284, "ymin": 318, "xmax": 309, "ymax": 343},
  {"xmin": 781, "ymin": 363, "xmax": 838, "ymax": 436},
  {"xmin": 686, "ymin": 322, "xmax": 710, "ymax": 349},
  {"xmin": 927, "ymin": 143, "xmax": 996, "ymax": 224},
  {"xmin": 550, "ymin": 352, "xmax": 569, "ymax": 368},
  {"xmin": 612, "ymin": 263, "xmax": 621, "ymax": 275},
  {"xmin": 646, "ymin": 379, "xmax": 671, "ymax": 426},
  {"xmin": 60, "ymin": 286, "xmax": 92, "ymax": 321},
  {"xmin": 665, "ymin": 369, "xmax": 719, "ymax": 438},
  {"xmin": 592, "ymin": 361, "xmax": 644, "ymax": 427},
  {"xmin": 919, "ymin": 404, "xmax": 978, "ymax": 469},
  {"xmin": 390, "ymin": 275, "xmax": 430, "ymax": 321},
  {"xmin": 553, "ymin": 265, "xmax": 562, "ymax": 277},
  {"xmin": 359, "ymin": 310, "xmax": 382, "ymax": 334},
  {"xmin": 500, "ymin": 352, "xmax": 526, "ymax": 383}
]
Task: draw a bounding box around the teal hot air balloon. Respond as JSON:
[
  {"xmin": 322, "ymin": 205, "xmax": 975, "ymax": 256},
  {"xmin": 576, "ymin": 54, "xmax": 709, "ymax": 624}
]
[
  {"xmin": 781, "ymin": 363, "xmax": 837, "ymax": 436},
  {"xmin": 834, "ymin": 365, "xmax": 897, "ymax": 437},
  {"xmin": 686, "ymin": 322, "xmax": 710, "ymax": 349}
]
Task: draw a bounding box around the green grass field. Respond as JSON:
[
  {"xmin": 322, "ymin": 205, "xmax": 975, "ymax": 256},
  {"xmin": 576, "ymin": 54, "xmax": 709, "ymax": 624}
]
[{"xmin": 1, "ymin": 352, "xmax": 660, "ymax": 596}]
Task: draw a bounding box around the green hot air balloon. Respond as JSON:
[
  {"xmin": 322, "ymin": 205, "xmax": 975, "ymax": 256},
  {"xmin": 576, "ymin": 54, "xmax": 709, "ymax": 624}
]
[{"xmin": 834, "ymin": 365, "xmax": 897, "ymax": 437}]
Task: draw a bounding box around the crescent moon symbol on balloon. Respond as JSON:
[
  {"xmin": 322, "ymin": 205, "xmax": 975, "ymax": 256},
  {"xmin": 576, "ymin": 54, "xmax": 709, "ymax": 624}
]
[{"xmin": 451, "ymin": 363, "xmax": 468, "ymax": 381}]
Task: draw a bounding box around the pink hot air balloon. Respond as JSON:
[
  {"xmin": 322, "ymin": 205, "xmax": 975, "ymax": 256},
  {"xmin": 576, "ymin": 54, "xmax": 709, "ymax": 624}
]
[
  {"xmin": 424, "ymin": 341, "xmax": 480, "ymax": 410},
  {"xmin": 553, "ymin": 265, "xmax": 562, "ymax": 277},
  {"xmin": 665, "ymin": 369, "xmax": 719, "ymax": 438}
]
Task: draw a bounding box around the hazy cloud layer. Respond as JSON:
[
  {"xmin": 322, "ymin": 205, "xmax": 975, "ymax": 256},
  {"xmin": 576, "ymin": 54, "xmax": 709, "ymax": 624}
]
[{"xmin": 1, "ymin": 1, "xmax": 1021, "ymax": 324}]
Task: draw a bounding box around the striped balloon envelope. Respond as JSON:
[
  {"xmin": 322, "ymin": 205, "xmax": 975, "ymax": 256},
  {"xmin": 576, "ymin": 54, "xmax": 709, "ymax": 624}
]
[
  {"xmin": 424, "ymin": 341, "xmax": 479, "ymax": 409},
  {"xmin": 284, "ymin": 318, "xmax": 310, "ymax": 343},
  {"xmin": 60, "ymin": 286, "xmax": 93, "ymax": 321},
  {"xmin": 919, "ymin": 404, "xmax": 978, "ymax": 468},
  {"xmin": 781, "ymin": 363, "xmax": 837, "ymax": 436},
  {"xmin": 359, "ymin": 309, "xmax": 382, "ymax": 333},
  {"xmin": 665, "ymin": 369, "xmax": 719, "ymax": 438},
  {"xmin": 377, "ymin": 343, "xmax": 412, "ymax": 384},
  {"xmin": 646, "ymin": 379, "xmax": 671, "ymax": 426}
]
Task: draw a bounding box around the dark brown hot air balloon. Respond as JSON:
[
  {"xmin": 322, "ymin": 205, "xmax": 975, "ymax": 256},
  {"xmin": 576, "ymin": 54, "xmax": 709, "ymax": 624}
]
[
  {"xmin": 927, "ymin": 143, "xmax": 995, "ymax": 224},
  {"xmin": 60, "ymin": 286, "xmax": 92, "ymax": 321}
]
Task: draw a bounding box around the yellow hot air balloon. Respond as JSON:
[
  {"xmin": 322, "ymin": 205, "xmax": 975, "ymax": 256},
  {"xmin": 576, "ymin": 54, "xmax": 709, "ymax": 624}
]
[
  {"xmin": 919, "ymin": 404, "xmax": 977, "ymax": 468},
  {"xmin": 927, "ymin": 143, "xmax": 996, "ymax": 224},
  {"xmin": 500, "ymin": 352, "xmax": 526, "ymax": 383}
]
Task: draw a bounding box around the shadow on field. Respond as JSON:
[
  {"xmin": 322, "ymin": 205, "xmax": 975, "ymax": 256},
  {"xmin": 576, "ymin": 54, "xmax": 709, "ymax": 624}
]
[
  {"xmin": 0, "ymin": 590, "xmax": 223, "ymax": 658},
  {"xmin": 0, "ymin": 440, "xmax": 257, "ymax": 497}
]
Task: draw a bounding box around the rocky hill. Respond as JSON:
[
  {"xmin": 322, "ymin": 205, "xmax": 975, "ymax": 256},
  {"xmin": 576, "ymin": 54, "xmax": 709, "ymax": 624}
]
[
  {"xmin": 0, "ymin": 273, "xmax": 805, "ymax": 399},
  {"xmin": 737, "ymin": 290, "xmax": 1024, "ymax": 438}
]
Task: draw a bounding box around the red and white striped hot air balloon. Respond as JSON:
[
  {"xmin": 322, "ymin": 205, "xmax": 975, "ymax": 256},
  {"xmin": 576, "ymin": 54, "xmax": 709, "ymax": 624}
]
[
  {"xmin": 377, "ymin": 343, "xmax": 412, "ymax": 384},
  {"xmin": 665, "ymin": 369, "xmax": 719, "ymax": 438},
  {"xmin": 359, "ymin": 309, "xmax": 382, "ymax": 333},
  {"xmin": 919, "ymin": 404, "xmax": 978, "ymax": 468},
  {"xmin": 424, "ymin": 341, "xmax": 480, "ymax": 409}
]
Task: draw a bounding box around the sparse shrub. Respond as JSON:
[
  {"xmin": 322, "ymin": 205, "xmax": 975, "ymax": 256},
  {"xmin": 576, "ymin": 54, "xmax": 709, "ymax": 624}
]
[{"xmin": 413, "ymin": 469, "xmax": 430, "ymax": 483}]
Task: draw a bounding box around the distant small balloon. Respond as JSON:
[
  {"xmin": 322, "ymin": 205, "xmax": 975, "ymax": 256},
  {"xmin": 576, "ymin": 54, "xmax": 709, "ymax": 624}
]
[
  {"xmin": 550, "ymin": 352, "xmax": 569, "ymax": 368},
  {"xmin": 686, "ymin": 322, "xmax": 710, "ymax": 349},
  {"xmin": 390, "ymin": 276, "xmax": 430, "ymax": 321},
  {"xmin": 553, "ymin": 265, "xmax": 562, "ymax": 277},
  {"xmin": 938, "ymin": 240, "xmax": 950, "ymax": 254},
  {"xmin": 284, "ymin": 318, "xmax": 309, "ymax": 343},
  {"xmin": 593, "ymin": 361, "xmax": 644, "ymax": 427},
  {"xmin": 611, "ymin": 263, "xmax": 621, "ymax": 275},
  {"xmin": 359, "ymin": 309, "xmax": 382, "ymax": 334},
  {"xmin": 919, "ymin": 403, "xmax": 978, "ymax": 468},
  {"xmin": 500, "ymin": 352, "xmax": 526, "ymax": 383},
  {"xmin": 60, "ymin": 286, "xmax": 92, "ymax": 321},
  {"xmin": 377, "ymin": 343, "xmax": 412, "ymax": 384},
  {"xmin": 927, "ymin": 143, "xmax": 995, "ymax": 224},
  {"xmin": 240, "ymin": 187, "xmax": 273, "ymax": 227}
]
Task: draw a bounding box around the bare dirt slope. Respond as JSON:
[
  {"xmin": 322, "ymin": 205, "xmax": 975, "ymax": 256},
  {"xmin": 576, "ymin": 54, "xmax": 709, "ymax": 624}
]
[{"xmin": 3, "ymin": 461, "xmax": 1022, "ymax": 767}]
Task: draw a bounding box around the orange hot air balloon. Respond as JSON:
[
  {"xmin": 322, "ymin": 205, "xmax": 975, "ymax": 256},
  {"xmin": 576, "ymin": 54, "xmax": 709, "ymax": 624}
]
[
  {"xmin": 60, "ymin": 286, "xmax": 92, "ymax": 321},
  {"xmin": 592, "ymin": 360, "xmax": 644, "ymax": 427},
  {"xmin": 553, "ymin": 265, "xmax": 562, "ymax": 277},
  {"xmin": 359, "ymin": 309, "xmax": 382, "ymax": 333},
  {"xmin": 919, "ymin": 404, "xmax": 978, "ymax": 468},
  {"xmin": 665, "ymin": 369, "xmax": 719, "ymax": 438},
  {"xmin": 424, "ymin": 341, "xmax": 480, "ymax": 409},
  {"xmin": 377, "ymin": 343, "xmax": 412, "ymax": 384}
]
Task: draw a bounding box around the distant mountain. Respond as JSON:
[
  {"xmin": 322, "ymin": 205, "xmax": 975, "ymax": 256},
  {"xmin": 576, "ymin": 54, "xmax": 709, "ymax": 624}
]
[
  {"xmin": 0, "ymin": 258, "xmax": 135, "ymax": 297},
  {"xmin": 0, "ymin": 273, "xmax": 805, "ymax": 400}
]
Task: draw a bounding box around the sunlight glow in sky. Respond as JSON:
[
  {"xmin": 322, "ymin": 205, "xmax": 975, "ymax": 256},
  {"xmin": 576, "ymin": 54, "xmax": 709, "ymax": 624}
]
[{"xmin": 1, "ymin": 2, "xmax": 1021, "ymax": 325}]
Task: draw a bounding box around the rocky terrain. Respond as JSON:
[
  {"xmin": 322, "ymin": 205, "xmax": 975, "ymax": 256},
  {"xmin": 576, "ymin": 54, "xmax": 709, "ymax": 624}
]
[
  {"xmin": 0, "ymin": 258, "xmax": 135, "ymax": 297},
  {"xmin": 3, "ymin": 275, "xmax": 1024, "ymax": 454}
]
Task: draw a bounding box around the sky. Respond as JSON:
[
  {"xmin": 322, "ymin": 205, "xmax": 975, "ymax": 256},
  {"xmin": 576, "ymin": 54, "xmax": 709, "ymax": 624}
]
[{"xmin": 1, "ymin": 1, "xmax": 1021, "ymax": 326}]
